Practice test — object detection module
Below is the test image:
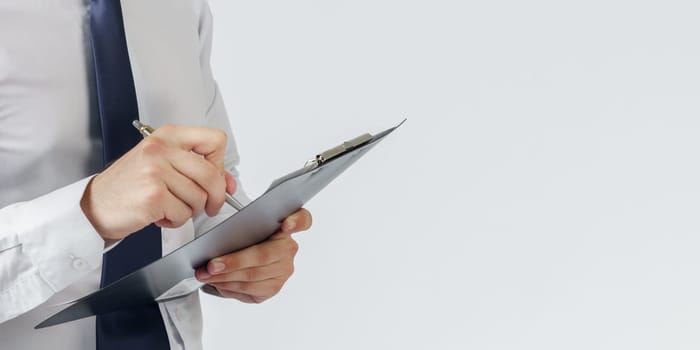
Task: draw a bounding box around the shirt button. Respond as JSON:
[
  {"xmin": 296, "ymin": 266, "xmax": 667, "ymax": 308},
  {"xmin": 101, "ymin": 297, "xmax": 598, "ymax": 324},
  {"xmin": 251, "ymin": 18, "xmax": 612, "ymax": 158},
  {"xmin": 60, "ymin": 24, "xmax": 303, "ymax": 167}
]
[{"xmin": 72, "ymin": 257, "xmax": 88, "ymax": 271}]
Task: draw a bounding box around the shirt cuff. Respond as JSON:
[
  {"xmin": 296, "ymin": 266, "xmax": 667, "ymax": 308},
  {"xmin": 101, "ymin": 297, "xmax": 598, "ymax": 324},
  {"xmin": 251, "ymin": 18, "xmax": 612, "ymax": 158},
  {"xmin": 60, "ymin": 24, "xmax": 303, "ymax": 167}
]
[{"xmin": 10, "ymin": 176, "xmax": 105, "ymax": 293}]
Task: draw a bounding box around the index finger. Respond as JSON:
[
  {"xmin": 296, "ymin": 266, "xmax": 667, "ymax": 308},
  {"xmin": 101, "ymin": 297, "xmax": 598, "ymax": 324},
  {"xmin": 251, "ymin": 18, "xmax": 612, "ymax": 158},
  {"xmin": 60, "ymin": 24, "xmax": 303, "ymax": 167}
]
[
  {"xmin": 152, "ymin": 124, "xmax": 228, "ymax": 170},
  {"xmin": 207, "ymin": 237, "xmax": 298, "ymax": 274}
]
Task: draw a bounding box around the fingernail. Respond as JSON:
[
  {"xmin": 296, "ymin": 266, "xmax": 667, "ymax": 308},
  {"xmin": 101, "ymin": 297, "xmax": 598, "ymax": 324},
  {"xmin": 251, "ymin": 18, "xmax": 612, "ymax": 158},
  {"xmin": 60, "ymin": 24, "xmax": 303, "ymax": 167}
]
[
  {"xmin": 198, "ymin": 270, "xmax": 211, "ymax": 280},
  {"xmin": 210, "ymin": 260, "xmax": 225, "ymax": 274},
  {"xmin": 284, "ymin": 218, "xmax": 296, "ymax": 231}
]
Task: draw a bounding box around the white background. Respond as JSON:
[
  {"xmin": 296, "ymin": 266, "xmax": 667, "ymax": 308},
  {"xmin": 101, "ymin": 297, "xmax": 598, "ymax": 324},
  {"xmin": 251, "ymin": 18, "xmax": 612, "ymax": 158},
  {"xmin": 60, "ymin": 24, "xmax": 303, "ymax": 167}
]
[{"xmin": 202, "ymin": 1, "xmax": 700, "ymax": 349}]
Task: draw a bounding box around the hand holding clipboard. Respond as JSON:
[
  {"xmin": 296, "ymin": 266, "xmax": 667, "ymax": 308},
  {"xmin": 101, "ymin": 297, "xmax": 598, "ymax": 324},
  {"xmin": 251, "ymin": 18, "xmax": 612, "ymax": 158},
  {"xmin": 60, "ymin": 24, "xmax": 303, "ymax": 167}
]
[{"xmin": 37, "ymin": 120, "xmax": 405, "ymax": 329}]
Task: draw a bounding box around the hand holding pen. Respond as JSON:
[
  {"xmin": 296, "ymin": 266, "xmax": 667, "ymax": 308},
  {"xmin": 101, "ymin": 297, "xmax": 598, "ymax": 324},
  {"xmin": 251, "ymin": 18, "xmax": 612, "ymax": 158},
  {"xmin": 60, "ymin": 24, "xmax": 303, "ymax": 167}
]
[
  {"xmin": 130, "ymin": 121, "xmax": 313, "ymax": 306},
  {"xmin": 132, "ymin": 120, "xmax": 243, "ymax": 211},
  {"xmin": 80, "ymin": 123, "xmax": 239, "ymax": 241}
]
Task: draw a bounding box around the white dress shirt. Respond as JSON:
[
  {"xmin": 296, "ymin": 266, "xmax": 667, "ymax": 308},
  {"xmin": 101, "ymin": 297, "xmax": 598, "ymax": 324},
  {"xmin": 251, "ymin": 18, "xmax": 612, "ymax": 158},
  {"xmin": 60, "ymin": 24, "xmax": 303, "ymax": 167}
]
[{"xmin": 0, "ymin": 0, "xmax": 248, "ymax": 348}]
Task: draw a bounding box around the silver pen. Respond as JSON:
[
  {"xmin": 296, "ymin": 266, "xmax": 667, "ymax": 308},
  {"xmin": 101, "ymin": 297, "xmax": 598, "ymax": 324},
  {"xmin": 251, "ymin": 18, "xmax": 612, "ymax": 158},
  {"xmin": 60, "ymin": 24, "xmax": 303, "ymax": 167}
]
[{"xmin": 132, "ymin": 120, "xmax": 244, "ymax": 211}]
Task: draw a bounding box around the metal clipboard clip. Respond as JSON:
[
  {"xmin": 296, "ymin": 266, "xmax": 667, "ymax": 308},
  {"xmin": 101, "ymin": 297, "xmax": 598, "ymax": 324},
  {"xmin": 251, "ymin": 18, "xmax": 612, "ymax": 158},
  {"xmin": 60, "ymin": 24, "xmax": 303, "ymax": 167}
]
[{"xmin": 303, "ymin": 132, "xmax": 374, "ymax": 170}]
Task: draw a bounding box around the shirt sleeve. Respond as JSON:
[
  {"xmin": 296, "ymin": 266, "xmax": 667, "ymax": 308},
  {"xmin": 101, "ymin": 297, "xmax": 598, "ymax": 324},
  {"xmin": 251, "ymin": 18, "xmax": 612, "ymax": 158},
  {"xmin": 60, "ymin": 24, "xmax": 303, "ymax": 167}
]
[
  {"xmin": 0, "ymin": 177, "xmax": 105, "ymax": 323},
  {"xmin": 192, "ymin": 0, "xmax": 252, "ymax": 236}
]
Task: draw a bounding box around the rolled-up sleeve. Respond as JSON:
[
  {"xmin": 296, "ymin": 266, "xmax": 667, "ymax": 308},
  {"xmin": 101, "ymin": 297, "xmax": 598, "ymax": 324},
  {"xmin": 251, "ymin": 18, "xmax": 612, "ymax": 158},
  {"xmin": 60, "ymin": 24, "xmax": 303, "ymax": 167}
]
[{"xmin": 0, "ymin": 177, "xmax": 105, "ymax": 323}]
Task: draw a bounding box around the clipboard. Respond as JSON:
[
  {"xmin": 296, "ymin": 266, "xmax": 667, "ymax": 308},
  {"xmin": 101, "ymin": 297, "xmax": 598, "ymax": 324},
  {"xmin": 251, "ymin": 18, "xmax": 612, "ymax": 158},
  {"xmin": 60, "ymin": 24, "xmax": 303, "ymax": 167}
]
[{"xmin": 36, "ymin": 120, "xmax": 404, "ymax": 329}]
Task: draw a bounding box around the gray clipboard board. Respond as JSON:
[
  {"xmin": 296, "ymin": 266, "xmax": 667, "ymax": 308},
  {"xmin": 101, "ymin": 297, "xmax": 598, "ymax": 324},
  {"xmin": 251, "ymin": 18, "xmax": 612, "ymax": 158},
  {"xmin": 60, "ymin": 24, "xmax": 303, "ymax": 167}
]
[{"xmin": 36, "ymin": 120, "xmax": 404, "ymax": 329}]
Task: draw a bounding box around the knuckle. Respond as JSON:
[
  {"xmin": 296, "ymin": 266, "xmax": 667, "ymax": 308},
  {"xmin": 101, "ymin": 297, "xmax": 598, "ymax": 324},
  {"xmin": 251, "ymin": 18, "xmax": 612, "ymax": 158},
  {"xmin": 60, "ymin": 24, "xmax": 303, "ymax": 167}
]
[
  {"xmin": 193, "ymin": 192, "xmax": 207, "ymax": 214},
  {"xmin": 167, "ymin": 211, "xmax": 192, "ymax": 228},
  {"xmin": 213, "ymin": 129, "xmax": 228, "ymax": 147},
  {"xmin": 197, "ymin": 189, "xmax": 208, "ymax": 203},
  {"xmin": 269, "ymin": 281, "xmax": 284, "ymax": 295},
  {"xmin": 245, "ymin": 268, "xmax": 259, "ymax": 281},
  {"xmin": 180, "ymin": 207, "xmax": 194, "ymax": 222},
  {"xmin": 215, "ymin": 286, "xmax": 232, "ymax": 299},
  {"xmin": 205, "ymin": 167, "xmax": 225, "ymax": 189},
  {"xmin": 286, "ymin": 238, "xmax": 299, "ymax": 256},
  {"xmin": 285, "ymin": 263, "xmax": 295, "ymax": 277},
  {"xmin": 256, "ymin": 248, "xmax": 271, "ymax": 265},
  {"xmin": 192, "ymin": 202, "xmax": 205, "ymax": 216},
  {"xmin": 206, "ymin": 175, "xmax": 226, "ymax": 197},
  {"xmin": 155, "ymin": 220, "xmax": 175, "ymax": 229},
  {"xmin": 235, "ymin": 282, "xmax": 251, "ymax": 294},
  {"xmin": 250, "ymin": 296, "xmax": 267, "ymax": 304},
  {"xmin": 199, "ymin": 166, "xmax": 225, "ymax": 197},
  {"xmin": 143, "ymin": 184, "xmax": 166, "ymax": 204},
  {"xmin": 218, "ymin": 282, "xmax": 233, "ymax": 292},
  {"xmin": 142, "ymin": 164, "xmax": 163, "ymax": 179},
  {"xmin": 204, "ymin": 201, "xmax": 224, "ymax": 217},
  {"xmin": 140, "ymin": 137, "xmax": 166, "ymax": 155},
  {"xmin": 222, "ymin": 256, "xmax": 240, "ymax": 270},
  {"xmin": 157, "ymin": 123, "xmax": 177, "ymax": 134}
]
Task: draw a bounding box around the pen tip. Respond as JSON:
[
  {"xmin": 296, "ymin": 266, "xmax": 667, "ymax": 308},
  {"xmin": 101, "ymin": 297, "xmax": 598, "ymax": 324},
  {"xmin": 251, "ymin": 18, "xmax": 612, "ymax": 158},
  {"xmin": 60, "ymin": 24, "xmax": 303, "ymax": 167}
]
[{"xmin": 132, "ymin": 120, "xmax": 143, "ymax": 129}]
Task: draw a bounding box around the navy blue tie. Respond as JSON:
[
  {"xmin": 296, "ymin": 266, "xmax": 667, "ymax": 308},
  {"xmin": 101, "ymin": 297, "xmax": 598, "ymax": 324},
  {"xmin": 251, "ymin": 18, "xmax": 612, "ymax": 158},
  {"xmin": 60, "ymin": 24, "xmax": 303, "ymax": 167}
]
[{"xmin": 89, "ymin": 0, "xmax": 170, "ymax": 349}]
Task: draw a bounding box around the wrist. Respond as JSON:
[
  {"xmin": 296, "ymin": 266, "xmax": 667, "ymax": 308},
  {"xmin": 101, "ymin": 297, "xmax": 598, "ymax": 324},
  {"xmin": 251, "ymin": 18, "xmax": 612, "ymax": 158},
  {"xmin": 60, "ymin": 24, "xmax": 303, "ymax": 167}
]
[{"xmin": 80, "ymin": 175, "xmax": 110, "ymax": 240}]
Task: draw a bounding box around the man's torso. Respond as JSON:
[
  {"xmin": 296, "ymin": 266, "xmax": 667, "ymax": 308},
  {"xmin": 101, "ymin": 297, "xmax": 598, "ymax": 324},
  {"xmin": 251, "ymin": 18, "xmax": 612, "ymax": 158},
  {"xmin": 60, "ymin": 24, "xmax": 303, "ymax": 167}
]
[{"xmin": 0, "ymin": 1, "xmax": 216, "ymax": 348}]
